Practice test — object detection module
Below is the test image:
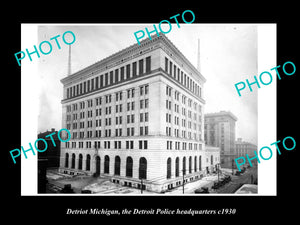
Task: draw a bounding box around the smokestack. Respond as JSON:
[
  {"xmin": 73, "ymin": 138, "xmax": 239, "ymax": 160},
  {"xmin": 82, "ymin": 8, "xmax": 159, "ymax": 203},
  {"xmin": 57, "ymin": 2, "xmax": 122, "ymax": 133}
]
[
  {"xmin": 68, "ymin": 45, "xmax": 71, "ymax": 75},
  {"xmin": 197, "ymin": 39, "xmax": 200, "ymax": 72}
]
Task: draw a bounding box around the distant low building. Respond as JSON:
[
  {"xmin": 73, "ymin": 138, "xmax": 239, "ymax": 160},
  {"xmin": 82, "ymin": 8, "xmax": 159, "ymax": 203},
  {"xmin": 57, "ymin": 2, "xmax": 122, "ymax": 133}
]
[{"xmin": 234, "ymin": 138, "xmax": 257, "ymax": 167}]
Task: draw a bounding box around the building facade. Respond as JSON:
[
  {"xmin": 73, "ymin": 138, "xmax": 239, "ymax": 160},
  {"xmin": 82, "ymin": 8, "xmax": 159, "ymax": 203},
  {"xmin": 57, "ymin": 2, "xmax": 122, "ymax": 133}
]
[
  {"xmin": 235, "ymin": 138, "xmax": 257, "ymax": 168},
  {"xmin": 37, "ymin": 128, "xmax": 61, "ymax": 168},
  {"xmin": 204, "ymin": 111, "xmax": 237, "ymax": 169},
  {"xmin": 59, "ymin": 33, "xmax": 220, "ymax": 193}
]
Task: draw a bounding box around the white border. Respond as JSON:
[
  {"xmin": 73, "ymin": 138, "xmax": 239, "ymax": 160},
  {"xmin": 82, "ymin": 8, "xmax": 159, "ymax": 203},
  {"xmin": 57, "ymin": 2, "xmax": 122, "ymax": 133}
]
[
  {"xmin": 21, "ymin": 24, "xmax": 38, "ymax": 195},
  {"xmin": 257, "ymin": 24, "xmax": 277, "ymax": 195}
]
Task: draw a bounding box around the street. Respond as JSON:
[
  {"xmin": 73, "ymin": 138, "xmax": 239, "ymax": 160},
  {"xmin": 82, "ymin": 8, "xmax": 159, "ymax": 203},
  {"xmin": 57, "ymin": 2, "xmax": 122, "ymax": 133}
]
[
  {"xmin": 45, "ymin": 166, "xmax": 257, "ymax": 194},
  {"xmin": 215, "ymin": 166, "xmax": 257, "ymax": 193}
]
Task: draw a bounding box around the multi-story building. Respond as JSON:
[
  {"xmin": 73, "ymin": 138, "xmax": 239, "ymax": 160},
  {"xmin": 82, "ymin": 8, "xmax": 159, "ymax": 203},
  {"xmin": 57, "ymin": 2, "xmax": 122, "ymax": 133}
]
[
  {"xmin": 37, "ymin": 128, "xmax": 61, "ymax": 168},
  {"xmin": 59, "ymin": 33, "xmax": 219, "ymax": 193},
  {"xmin": 235, "ymin": 138, "xmax": 257, "ymax": 168},
  {"xmin": 204, "ymin": 111, "xmax": 237, "ymax": 169}
]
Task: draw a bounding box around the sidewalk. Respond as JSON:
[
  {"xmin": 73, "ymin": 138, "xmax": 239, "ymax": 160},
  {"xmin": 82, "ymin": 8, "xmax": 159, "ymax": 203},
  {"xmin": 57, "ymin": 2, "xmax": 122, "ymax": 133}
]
[{"xmin": 165, "ymin": 174, "xmax": 221, "ymax": 194}]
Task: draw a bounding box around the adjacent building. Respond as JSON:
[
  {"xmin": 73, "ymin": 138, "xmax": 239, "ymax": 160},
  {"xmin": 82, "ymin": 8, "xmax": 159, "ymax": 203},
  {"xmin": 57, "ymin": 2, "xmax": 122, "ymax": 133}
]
[
  {"xmin": 59, "ymin": 33, "xmax": 220, "ymax": 193},
  {"xmin": 235, "ymin": 138, "xmax": 257, "ymax": 167},
  {"xmin": 204, "ymin": 111, "xmax": 237, "ymax": 168},
  {"xmin": 37, "ymin": 128, "xmax": 61, "ymax": 168}
]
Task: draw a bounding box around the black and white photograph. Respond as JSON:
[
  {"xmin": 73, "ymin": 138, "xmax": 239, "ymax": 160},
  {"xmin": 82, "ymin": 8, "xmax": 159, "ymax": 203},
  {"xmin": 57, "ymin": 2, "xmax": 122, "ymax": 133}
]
[{"xmin": 28, "ymin": 24, "xmax": 261, "ymax": 195}]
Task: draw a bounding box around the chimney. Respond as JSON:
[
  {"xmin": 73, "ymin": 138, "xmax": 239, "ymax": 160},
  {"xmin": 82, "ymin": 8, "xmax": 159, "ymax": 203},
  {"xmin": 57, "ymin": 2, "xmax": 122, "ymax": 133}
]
[
  {"xmin": 197, "ymin": 39, "xmax": 200, "ymax": 72},
  {"xmin": 68, "ymin": 45, "xmax": 71, "ymax": 76}
]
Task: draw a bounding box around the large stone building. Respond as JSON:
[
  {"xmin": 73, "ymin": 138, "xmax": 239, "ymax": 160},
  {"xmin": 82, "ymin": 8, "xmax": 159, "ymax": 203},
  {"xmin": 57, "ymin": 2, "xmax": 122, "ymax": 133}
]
[
  {"xmin": 59, "ymin": 33, "xmax": 220, "ymax": 193},
  {"xmin": 204, "ymin": 111, "xmax": 237, "ymax": 169}
]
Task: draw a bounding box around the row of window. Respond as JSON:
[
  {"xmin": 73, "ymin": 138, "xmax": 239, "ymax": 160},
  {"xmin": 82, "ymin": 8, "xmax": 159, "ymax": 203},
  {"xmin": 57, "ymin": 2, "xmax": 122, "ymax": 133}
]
[
  {"xmin": 165, "ymin": 57, "xmax": 202, "ymax": 98},
  {"xmin": 66, "ymin": 140, "xmax": 148, "ymax": 150},
  {"xmin": 167, "ymin": 156, "xmax": 204, "ymax": 178},
  {"xmin": 64, "ymin": 153, "xmax": 216, "ymax": 181},
  {"xmin": 64, "ymin": 154, "xmax": 147, "ymax": 179},
  {"xmin": 167, "ymin": 141, "xmax": 203, "ymax": 151},
  {"xmin": 166, "ymin": 126, "xmax": 202, "ymax": 141},
  {"xmin": 67, "ymin": 84, "xmax": 149, "ymax": 113},
  {"xmin": 67, "ymin": 99, "xmax": 149, "ymax": 119},
  {"xmin": 66, "ymin": 57, "xmax": 151, "ymax": 99},
  {"xmin": 69, "ymin": 125, "xmax": 149, "ymax": 139},
  {"xmin": 67, "ymin": 112, "xmax": 149, "ymax": 129},
  {"xmin": 66, "ymin": 139, "xmax": 205, "ymax": 151},
  {"xmin": 166, "ymin": 85, "xmax": 202, "ymax": 112},
  {"xmin": 166, "ymin": 113, "xmax": 201, "ymax": 129}
]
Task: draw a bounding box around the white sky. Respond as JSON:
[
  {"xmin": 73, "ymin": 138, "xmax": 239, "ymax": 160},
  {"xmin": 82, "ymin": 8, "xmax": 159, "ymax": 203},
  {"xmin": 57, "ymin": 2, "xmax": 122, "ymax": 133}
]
[{"xmin": 37, "ymin": 24, "xmax": 258, "ymax": 145}]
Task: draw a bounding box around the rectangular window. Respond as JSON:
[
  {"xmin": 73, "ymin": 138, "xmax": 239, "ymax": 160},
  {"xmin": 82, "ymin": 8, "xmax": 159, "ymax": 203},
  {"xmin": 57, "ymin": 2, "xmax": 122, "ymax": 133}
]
[
  {"xmin": 100, "ymin": 75, "xmax": 103, "ymax": 88},
  {"xmin": 110, "ymin": 71, "xmax": 114, "ymax": 84},
  {"xmin": 133, "ymin": 62, "xmax": 137, "ymax": 77},
  {"xmin": 146, "ymin": 56, "xmax": 151, "ymax": 73},
  {"xmin": 144, "ymin": 140, "xmax": 148, "ymax": 149},
  {"xmin": 145, "ymin": 85, "xmax": 149, "ymax": 95},
  {"xmin": 139, "ymin": 59, "xmax": 143, "ymax": 75},
  {"xmin": 95, "ymin": 77, "xmax": 99, "ymax": 89},
  {"xmin": 181, "ymin": 72, "xmax": 183, "ymax": 84},
  {"xmin": 140, "ymin": 127, "xmax": 143, "ymax": 135},
  {"xmin": 127, "ymin": 89, "xmax": 131, "ymax": 98},
  {"xmin": 115, "ymin": 69, "xmax": 119, "ymax": 83},
  {"xmin": 170, "ymin": 61, "xmax": 173, "ymax": 76},
  {"xmin": 120, "ymin": 67, "xmax": 124, "ymax": 81},
  {"xmin": 127, "ymin": 102, "xmax": 130, "ymax": 111},
  {"xmin": 139, "ymin": 140, "xmax": 143, "ymax": 149},
  {"xmin": 127, "ymin": 115, "xmax": 130, "ymax": 123},
  {"xmin": 126, "ymin": 64, "xmax": 130, "ymax": 78},
  {"xmin": 127, "ymin": 128, "xmax": 130, "ymax": 136},
  {"xmin": 140, "ymin": 86, "xmax": 144, "ymax": 95},
  {"xmin": 105, "ymin": 73, "xmax": 108, "ymax": 86},
  {"xmin": 87, "ymin": 80, "xmax": 90, "ymax": 92},
  {"xmin": 140, "ymin": 113, "xmax": 143, "ymax": 122},
  {"xmin": 165, "ymin": 57, "xmax": 168, "ymax": 72},
  {"xmin": 174, "ymin": 65, "xmax": 176, "ymax": 78}
]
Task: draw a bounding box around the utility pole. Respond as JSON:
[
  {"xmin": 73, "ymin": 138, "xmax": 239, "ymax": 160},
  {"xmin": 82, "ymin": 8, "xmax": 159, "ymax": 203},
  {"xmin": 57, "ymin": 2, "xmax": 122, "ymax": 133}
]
[
  {"xmin": 217, "ymin": 163, "xmax": 220, "ymax": 182},
  {"xmin": 182, "ymin": 169, "xmax": 185, "ymax": 194},
  {"xmin": 68, "ymin": 44, "xmax": 72, "ymax": 76},
  {"xmin": 232, "ymin": 158, "xmax": 234, "ymax": 175},
  {"xmin": 197, "ymin": 38, "xmax": 200, "ymax": 72}
]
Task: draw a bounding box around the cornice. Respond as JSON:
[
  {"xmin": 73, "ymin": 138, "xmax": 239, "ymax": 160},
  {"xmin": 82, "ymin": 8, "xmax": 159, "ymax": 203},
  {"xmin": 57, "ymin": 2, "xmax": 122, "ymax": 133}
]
[{"xmin": 61, "ymin": 33, "xmax": 206, "ymax": 85}]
